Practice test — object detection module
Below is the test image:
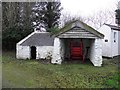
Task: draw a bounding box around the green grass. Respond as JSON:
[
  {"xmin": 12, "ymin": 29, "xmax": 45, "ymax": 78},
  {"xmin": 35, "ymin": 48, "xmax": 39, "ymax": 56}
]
[{"xmin": 2, "ymin": 51, "xmax": 119, "ymax": 88}]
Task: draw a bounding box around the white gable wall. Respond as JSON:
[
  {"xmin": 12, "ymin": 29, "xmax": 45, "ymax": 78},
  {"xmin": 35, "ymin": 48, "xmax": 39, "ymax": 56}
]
[{"xmin": 98, "ymin": 25, "xmax": 112, "ymax": 57}]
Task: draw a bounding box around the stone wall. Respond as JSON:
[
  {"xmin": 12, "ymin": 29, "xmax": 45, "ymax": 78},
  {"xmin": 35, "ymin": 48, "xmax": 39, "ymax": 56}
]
[
  {"xmin": 51, "ymin": 38, "xmax": 62, "ymax": 64},
  {"xmin": 16, "ymin": 44, "xmax": 53, "ymax": 60},
  {"xmin": 52, "ymin": 38, "xmax": 103, "ymax": 66},
  {"xmin": 36, "ymin": 46, "xmax": 53, "ymax": 60},
  {"xmin": 90, "ymin": 39, "xmax": 102, "ymax": 66},
  {"xmin": 16, "ymin": 44, "xmax": 30, "ymax": 59}
]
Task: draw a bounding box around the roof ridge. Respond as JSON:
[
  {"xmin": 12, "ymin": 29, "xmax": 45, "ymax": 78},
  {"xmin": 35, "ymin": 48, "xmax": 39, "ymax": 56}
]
[
  {"xmin": 104, "ymin": 24, "xmax": 120, "ymax": 31},
  {"xmin": 54, "ymin": 20, "xmax": 104, "ymax": 38},
  {"xmin": 105, "ymin": 23, "xmax": 119, "ymax": 27}
]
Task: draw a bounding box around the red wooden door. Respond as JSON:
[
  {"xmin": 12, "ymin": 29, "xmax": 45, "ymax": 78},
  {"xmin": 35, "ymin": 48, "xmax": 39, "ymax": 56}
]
[{"xmin": 70, "ymin": 40, "xmax": 84, "ymax": 63}]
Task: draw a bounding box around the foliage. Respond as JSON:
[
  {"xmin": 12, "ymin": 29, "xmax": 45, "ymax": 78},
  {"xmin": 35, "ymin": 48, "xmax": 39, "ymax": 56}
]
[
  {"xmin": 32, "ymin": 2, "xmax": 47, "ymax": 31},
  {"xmin": 61, "ymin": 9, "xmax": 114, "ymax": 29},
  {"xmin": 2, "ymin": 51, "xmax": 119, "ymax": 88},
  {"xmin": 43, "ymin": 0, "xmax": 62, "ymax": 30},
  {"xmin": 115, "ymin": 9, "xmax": 120, "ymax": 25},
  {"xmin": 2, "ymin": 26, "xmax": 32, "ymax": 50},
  {"xmin": 48, "ymin": 27, "xmax": 60, "ymax": 35},
  {"xmin": 32, "ymin": 0, "xmax": 62, "ymax": 31},
  {"xmin": 2, "ymin": 2, "xmax": 34, "ymax": 50}
]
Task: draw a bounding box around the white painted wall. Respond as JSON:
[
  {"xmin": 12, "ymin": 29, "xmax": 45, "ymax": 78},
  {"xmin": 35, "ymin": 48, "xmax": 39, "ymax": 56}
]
[
  {"xmin": 16, "ymin": 44, "xmax": 30, "ymax": 59},
  {"xmin": 16, "ymin": 31, "xmax": 35, "ymax": 59},
  {"xmin": 36, "ymin": 46, "xmax": 53, "ymax": 59},
  {"xmin": 17, "ymin": 45, "xmax": 53, "ymax": 60},
  {"xmin": 51, "ymin": 38, "xmax": 62, "ymax": 64},
  {"xmin": 90, "ymin": 39, "xmax": 102, "ymax": 66},
  {"xmin": 118, "ymin": 31, "xmax": 120, "ymax": 55},
  {"xmin": 111, "ymin": 30, "xmax": 119, "ymax": 57},
  {"xmin": 98, "ymin": 24, "xmax": 120, "ymax": 57},
  {"xmin": 98, "ymin": 25, "xmax": 112, "ymax": 57},
  {"xmin": 16, "ymin": 31, "xmax": 54, "ymax": 60},
  {"xmin": 52, "ymin": 38, "xmax": 103, "ymax": 66}
]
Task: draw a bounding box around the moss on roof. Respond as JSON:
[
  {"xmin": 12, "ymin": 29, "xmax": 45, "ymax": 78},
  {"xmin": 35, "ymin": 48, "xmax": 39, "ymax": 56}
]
[
  {"xmin": 53, "ymin": 20, "xmax": 77, "ymax": 36},
  {"xmin": 53, "ymin": 20, "xmax": 104, "ymax": 38}
]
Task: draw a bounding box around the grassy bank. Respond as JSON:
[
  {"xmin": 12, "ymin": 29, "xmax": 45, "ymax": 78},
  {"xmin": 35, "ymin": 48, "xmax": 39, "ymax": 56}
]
[{"xmin": 2, "ymin": 51, "xmax": 119, "ymax": 88}]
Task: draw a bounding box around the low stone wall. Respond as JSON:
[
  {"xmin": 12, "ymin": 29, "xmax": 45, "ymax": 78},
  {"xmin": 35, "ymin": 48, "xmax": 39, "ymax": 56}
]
[
  {"xmin": 16, "ymin": 44, "xmax": 30, "ymax": 59},
  {"xmin": 36, "ymin": 46, "xmax": 53, "ymax": 60}
]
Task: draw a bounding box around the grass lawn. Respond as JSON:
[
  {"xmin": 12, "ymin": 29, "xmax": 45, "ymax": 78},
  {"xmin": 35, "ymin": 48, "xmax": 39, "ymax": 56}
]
[{"xmin": 2, "ymin": 51, "xmax": 119, "ymax": 88}]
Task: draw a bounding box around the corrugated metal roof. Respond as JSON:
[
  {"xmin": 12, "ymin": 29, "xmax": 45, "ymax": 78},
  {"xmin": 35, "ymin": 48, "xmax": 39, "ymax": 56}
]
[{"xmin": 20, "ymin": 32, "xmax": 54, "ymax": 46}]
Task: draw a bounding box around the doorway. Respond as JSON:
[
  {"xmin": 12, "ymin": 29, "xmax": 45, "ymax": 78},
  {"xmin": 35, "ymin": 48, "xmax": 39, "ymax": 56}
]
[
  {"xmin": 61, "ymin": 38, "xmax": 92, "ymax": 63},
  {"xmin": 31, "ymin": 46, "xmax": 36, "ymax": 59}
]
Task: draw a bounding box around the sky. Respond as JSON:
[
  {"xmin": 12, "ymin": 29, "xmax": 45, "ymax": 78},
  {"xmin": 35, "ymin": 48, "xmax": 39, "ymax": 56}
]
[{"xmin": 60, "ymin": 0, "xmax": 119, "ymax": 17}]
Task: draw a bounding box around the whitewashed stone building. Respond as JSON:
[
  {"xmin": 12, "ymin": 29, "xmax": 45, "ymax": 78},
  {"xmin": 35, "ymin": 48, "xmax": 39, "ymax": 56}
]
[
  {"xmin": 16, "ymin": 20, "xmax": 104, "ymax": 66},
  {"xmin": 16, "ymin": 32, "xmax": 54, "ymax": 60},
  {"xmin": 98, "ymin": 24, "xmax": 120, "ymax": 58}
]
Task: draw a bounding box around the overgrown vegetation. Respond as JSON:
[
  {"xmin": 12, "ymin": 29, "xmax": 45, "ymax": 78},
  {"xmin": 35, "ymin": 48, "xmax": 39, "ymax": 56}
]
[{"xmin": 2, "ymin": 51, "xmax": 119, "ymax": 88}]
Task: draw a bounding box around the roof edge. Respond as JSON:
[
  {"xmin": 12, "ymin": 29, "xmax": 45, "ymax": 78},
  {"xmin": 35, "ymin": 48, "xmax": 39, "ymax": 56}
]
[
  {"xmin": 17, "ymin": 31, "xmax": 51, "ymax": 45},
  {"xmin": 104, "ymin": 24, "xmax": 120, "ymax": 31},
  {"xmin": 53, "ymin": 20, "xmax": 104, "ymax": 39},
  {"xmin": 17, "ymin": 32, "xmax": 35, "ymax": 45}
]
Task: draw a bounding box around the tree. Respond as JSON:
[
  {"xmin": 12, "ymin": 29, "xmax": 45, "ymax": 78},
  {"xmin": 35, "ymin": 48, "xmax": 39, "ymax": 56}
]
[
  {"xmin": 115, "ymin": 1, "xmax": 120, "ymax": 26},
  {"xmin": 2, "ymin": 2, "xmax": 22, "ymax": 50},
  {"xmin": 61, "ymin": 10, "xmax": 115, "ymax": 29},
  {"xmin": 115, "ymin": 9, "xmax": 120, "ymax": 25},
  {"xmin": 32, "ymin": 0, "xmax": 62, "ymax": 31},
  {"xmin": 87, "ymin": 10, "xmax": 115, "ymax": 29},
  {"xmin": 2, "ymin": 2, "xmax": 21, "ymax": 32},
  {"xmin": 2, "ymin": 2, "xmax": 35, "ymax": 50},
  {"xmin": 43, "ymin": 0, "xmax": 62, "ymax": 30},
  {"xmin": 32, "ymin": 2, "xmax": 47, "ymax": 31},
  {"xmin": 115, "ymin": 1, "xmax": 120, "ymax": 25},
  {"xmin": 21, "ymin": 2, "xmax": 35, "ymax": 35}
]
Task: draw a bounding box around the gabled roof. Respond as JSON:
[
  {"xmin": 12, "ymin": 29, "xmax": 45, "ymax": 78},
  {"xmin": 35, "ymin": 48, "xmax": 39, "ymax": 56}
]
[
  {"xmin": 105, "ymin": 24, "xmax": 120, "ymax": 31},
  {"xmin": 54, "ymin": 20, "xmax": 104, "ymax": 39},
  {"xmin": 19, "ymin": 32, "xmax": 54, "ymax": 46}
]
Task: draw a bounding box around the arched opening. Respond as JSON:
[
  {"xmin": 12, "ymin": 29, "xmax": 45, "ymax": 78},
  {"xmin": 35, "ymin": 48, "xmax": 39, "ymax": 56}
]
[{"xmin": 30, "ymin": 46, "xmax": 36, "ymax": 59}]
